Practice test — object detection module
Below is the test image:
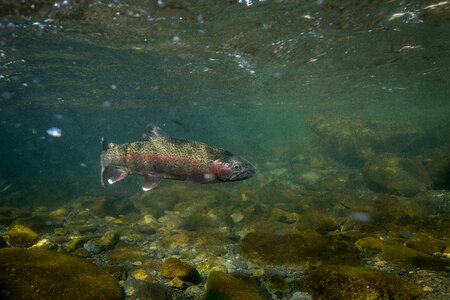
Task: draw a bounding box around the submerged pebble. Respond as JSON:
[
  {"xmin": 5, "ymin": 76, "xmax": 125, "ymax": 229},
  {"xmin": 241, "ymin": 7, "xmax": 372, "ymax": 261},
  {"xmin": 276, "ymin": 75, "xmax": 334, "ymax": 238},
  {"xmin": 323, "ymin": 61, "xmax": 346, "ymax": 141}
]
[{"xmin": 83, "ymin": 240, "xmax": 100, "ymax": 254}]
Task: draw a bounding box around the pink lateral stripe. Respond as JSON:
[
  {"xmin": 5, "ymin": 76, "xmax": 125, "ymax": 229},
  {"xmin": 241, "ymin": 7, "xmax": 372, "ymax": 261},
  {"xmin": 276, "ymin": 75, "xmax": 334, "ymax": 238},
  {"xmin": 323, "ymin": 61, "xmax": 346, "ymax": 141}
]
[{"xmin": 115, "ymin": 153, "xmax": 207, "ymax": 164}]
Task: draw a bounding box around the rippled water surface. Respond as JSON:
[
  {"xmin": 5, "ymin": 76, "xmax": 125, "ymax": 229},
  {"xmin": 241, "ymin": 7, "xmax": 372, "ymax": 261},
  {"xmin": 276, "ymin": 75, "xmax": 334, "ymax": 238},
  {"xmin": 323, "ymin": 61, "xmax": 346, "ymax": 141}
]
[{"xmin": 0, "ymin": 0, "xmax": 449, "ymax": 299}]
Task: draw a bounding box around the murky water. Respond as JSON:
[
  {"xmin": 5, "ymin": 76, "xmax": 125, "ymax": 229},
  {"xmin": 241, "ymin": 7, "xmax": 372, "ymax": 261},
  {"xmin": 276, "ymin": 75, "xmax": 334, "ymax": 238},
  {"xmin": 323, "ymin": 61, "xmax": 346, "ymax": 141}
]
[{"xmin": 0, "ymin": 0, "xmax": 449, "ymax": 299}]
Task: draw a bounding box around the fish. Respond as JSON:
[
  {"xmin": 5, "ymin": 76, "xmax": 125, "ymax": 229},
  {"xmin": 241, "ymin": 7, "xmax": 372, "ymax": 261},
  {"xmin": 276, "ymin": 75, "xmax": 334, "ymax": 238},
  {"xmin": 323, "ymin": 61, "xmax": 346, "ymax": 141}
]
[{"xmin": 100, "ymin": 123, "xmax": 256, "ymax": 191}]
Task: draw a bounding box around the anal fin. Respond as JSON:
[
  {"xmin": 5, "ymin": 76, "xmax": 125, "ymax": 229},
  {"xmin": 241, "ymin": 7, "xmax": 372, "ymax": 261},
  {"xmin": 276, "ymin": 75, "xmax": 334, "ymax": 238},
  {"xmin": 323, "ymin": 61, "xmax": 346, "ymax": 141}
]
[{"xmin": 142, "ymin": 174, "xmax": 162, "ymax": 191}]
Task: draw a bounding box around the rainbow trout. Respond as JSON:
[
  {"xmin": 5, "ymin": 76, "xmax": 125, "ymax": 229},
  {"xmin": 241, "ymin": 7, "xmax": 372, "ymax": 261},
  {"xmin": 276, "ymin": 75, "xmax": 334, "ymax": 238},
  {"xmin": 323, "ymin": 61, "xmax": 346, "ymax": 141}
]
[{"xmin": 101, "ymin": 123, "xmax": 256, "ymax": 191}]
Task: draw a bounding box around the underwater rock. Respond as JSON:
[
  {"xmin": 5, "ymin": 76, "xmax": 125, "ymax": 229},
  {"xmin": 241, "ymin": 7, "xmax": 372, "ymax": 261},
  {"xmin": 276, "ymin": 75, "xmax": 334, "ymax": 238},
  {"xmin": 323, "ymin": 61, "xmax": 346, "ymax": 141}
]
[
  {"xmin": 240, "ymin": 232, "xmax": 358, "ymax": 267},
  {"xmin": 158, "ymin": 228, "xmax": 233, "ymax": 257},
  {"xmin": 83, "ymin": 240, "xmax": 101, "ymax": 254},
  {"xmin": 124, "ymin": 279, "xmax": 174, "ymax": 300},
  {"xmin": 131, "ymin": 268, "xmax": 153, "ymax": 281},
  {"xmin": 88, "ymin": 195, "xmax": 138, "ymax": 218},
  {"xmin": 161, "ymin": 257, "xmax": 200, "ymax": 283},
  {"xmin": 170, "ymin": 276, "xmax": 184, "ymax": 288},
  {"xmin": 264, "ymin": 274, "xmax": 291, "ymax": 294},
  {"xmin": 66, "ymin": 235, "xmax": 87, "ymax": 251},
  {"xmin": 238, "ymin": 215, "xmax": 296, "ymax": 239},
  {"xmin": 271, "ymin": 207, "xmax": 299, "ymax": 225},
  {"xmin": 230, "ymin": 211, "xmax": 245, "ymax": 223},
  {"xmin": 303, "ymin": 265, "xmax": 422, "ymax": 299},
  {"xmin": 115, "ymin": 213, "xmax": 141, "ymax": 225},
  {"xmin": 359, "ymin": 194, "xmax": 428, "ymax": 227},
  {"xmin": 291, "ymin": 291, "xmax": 313, "ymax": 300},
  {"xmin": 354, "ymin": 237, "xmax": 389, "ymax": 253},
  {"xmin": 307, "ymin": 116, "xmax": 426, "ymax": 168},
  {"xmin": 0, "ymin": 248, "xmax": 123, "ymax": 299},
  {"xmin": 158, "ymin": 212, "xmax": 184, "ymax": 230},
  {"xmin": 109, "ymin": 242, "xmax": 148, "ymax": 263},
  {"xmin": 185, "ymin": 285, "xmax": 204, "ymax": 298},
  {"xmin": 95, "ymin": 230, "xmax": 119, "ymax": 251},
  {"xmin": 362, "ymin": 154, "xmax": 430, "ymax": 196},
  {"xmin": 29, "ymin": 238, "xmax": 57, "ymax": 251},
  {"xmin": 381, "ymin": 245, "xmax": 450, "ymax": 271},
  {"xmin": 73, "ymin": 247, "xmax": 90, "ymax": 257},
  {"xmin": 12, "ymin": 215, "xmax": 55, "ymax": 233},
  {"xmin": 48, "ymin": 207, "xmax": 67, "ymax": 224},
  {"xmin": 426, "ymin": 154, "xmax": 450, "ymax": 189},
  {"xmin": 295, "ymin": 209, "xmax": 338, "ymax": 234},
  {"xmin": 406, "ymin": 233, "xmax": 446, "ymax": 255},
  {"xmin": 415, "ymin": 190, "xmax": 450, "ymax": 214},
  {"xmin": 0, "ymin": 235, "xmax": 8, "ymax": 248},
  {"xmin": 182, "ymin": 211, "xmax": 218, "ymax": 231},
  {"xmin": 135, "ymin": 223, "xmax": 158, "ymax": 235},
  {"xmin": 8, "ymin": 225, "xmax": 38, "ymax": 247},
  {"xmin": 205, "ymin": 271, "xmax": 264, "ymax": 300},
  {"xmin": 444, "ymin": 242, "xmax": 450, "ymax": 258}
]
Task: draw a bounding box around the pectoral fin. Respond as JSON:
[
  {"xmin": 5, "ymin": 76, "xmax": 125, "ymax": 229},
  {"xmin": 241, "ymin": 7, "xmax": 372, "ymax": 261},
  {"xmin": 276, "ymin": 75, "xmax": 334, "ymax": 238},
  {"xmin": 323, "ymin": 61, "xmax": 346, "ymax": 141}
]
[{"xmin": 142, "ymin": 174, "xmax": 162, "ymax": 191}]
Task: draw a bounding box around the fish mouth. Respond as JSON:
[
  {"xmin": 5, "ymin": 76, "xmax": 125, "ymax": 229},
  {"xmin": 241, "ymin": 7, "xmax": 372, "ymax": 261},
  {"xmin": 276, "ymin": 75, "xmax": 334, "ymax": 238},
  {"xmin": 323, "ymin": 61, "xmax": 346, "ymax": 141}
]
[{"xmin": 231, "ymin": 164, "xmax": 256, "ymax": 181}]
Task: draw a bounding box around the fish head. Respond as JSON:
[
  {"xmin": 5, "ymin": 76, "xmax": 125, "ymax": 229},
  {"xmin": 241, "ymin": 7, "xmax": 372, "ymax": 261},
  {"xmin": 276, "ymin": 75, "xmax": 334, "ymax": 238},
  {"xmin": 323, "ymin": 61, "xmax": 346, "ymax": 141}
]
[{"xmin": 209, "ymin": 155, "xmax": 256, "ymax": 182}]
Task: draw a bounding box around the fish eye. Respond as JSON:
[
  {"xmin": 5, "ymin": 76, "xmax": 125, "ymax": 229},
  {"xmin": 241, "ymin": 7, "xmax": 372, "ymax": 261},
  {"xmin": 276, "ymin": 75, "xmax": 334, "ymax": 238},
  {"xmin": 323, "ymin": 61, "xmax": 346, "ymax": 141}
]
[{"xmin": 231, "ymin": 163, "xmax": 241, "ymax": 170}]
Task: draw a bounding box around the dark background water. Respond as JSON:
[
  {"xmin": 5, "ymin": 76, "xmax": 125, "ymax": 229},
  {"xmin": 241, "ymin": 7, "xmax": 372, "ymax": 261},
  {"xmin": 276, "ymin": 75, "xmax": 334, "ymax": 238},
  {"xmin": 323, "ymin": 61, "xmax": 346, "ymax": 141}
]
[{"xmin": 0, "ymin": 0, "xmax": 449, "ymax": 208}]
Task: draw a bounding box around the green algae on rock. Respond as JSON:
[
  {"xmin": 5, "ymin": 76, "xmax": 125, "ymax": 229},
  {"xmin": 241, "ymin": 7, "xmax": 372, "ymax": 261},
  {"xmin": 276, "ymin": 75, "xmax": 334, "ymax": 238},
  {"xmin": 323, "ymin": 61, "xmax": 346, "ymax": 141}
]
[
  {"xmin": 425, "ymin": 151, "xmax": 450, "ymax": 189},
  {"xmin": 205, "ymin": 271, "xmax": 264, "ymax": 300},
  {"xmin": 160, "ymin": 257, "xmax": 200, "ymax": 283},
  {"xmin": 66, "ymin": 235, "xmax": 87, "ymax": 251},
  {"xmin": 0, "ymin": 248, "xmax": 123, "ymax": 299},
  {"xmin": 406, "ymin": 233, "xmax": 446, "ymax": 255},
  {"xmin": 264, "ymin": 274, "xmax": 291, "ymax": 294},
  {"xmin": 303, "ymin": 265, "xmax": 421, "ymax": 299},
  {"xmin": 356, "ymin": 194, "xmax": 429, "ymax": 228},
  {"xmin": 95, "ymin": 230, "xmax": 119, "ymax": 251},
  {"xmin": 109, "ymin": 241, "xmax": 148, "ymax": 263},
  {"xmin": 295, "ymin": 209, "xmax": 338, "ymax": 234},
  {"xmin": 88, "ymin": 195, "xmax": 138, "ymax": 218},
  {"xmin": 307, "ymin": 116, "xmax": 426, "ymax": 168},
  {"xmin": 8, "ymin": 224, "xmax": 38, "ymax": 247},
  {"xmin": 354, "ymin": 236, "xmax": 389, "ymax": 253},
  {"xmin": 381, "ymin": 245, "xmax": 450, "ymax": 271},
  {"xmin": 241, "ymin": 232, "xmax": 358, "ymax": 267},
  {"xmin": 362, "ymin": 154, "xmax": 431, "ymax": 196}
]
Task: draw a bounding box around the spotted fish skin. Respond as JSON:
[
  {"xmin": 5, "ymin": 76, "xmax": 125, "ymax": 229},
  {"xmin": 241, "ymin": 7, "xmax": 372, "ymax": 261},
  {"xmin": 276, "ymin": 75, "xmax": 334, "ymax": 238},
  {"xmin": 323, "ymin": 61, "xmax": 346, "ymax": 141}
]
[{"xmin": 101, "ymin": 123, "xmax": 256, "ymax": 191}]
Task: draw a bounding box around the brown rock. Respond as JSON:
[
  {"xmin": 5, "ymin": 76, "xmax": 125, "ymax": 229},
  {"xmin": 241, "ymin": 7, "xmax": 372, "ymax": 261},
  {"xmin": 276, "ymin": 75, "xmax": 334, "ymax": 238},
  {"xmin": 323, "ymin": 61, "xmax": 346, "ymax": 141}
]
[
  {"xmin": 131, "ymin": 269, "xmax": 152, "ymax": 281},
  {"xmin": 241, "ymin": 232, "xmax": 358, "ymax": 267},
  {"xmin": 170, "ymin": 277, "xmax": 184, "ymax": 288},
  {"xmin": 161, "ymin": 257, "xmax": 199, "ymax": 283},
  {"xmin": 0, "ymin": 248, "xmax": 123, "ymax": 299},
  {"xmin": 205, "ymin": 271, "xmax": 264, "ymax": 300},
  {"xmin": 9, "ymin": 225, "xmax": 38, "ymax": 247},
  {"xmin": 363, "ymin": 154, "xmax": 430, "ymax": 196},
  {"xmin": 109, "ymin": 242, "xmax": 148, "ymax": 263},
  {"xmin": 264, "ymin": 274, "xmax": 290, "ymax": 294},
  {"xmin": 95, "ymin": 230, "xmax": 119, "ymax": 251},
  {"xmin": 355, "ymin": 237, "xmax": 389, "ymax": 253},
  {"xmin": 406, "ymin": 233, "xmax": 446, "ymax": 255},
  {"xmin": 304, "ymin": 265, "xmax": 421, "ymax": 299}
]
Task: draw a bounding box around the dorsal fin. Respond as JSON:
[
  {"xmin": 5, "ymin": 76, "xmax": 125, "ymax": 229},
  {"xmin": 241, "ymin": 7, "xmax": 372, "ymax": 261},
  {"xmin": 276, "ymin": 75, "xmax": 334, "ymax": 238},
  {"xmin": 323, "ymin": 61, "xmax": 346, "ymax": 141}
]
[
  {"xmin": 141, "ymin": 122, "xmax": 168, "ymax": 141},
  {"xmin": 101, "ymin": 137, "xmax": 108, "ymax": 151}
]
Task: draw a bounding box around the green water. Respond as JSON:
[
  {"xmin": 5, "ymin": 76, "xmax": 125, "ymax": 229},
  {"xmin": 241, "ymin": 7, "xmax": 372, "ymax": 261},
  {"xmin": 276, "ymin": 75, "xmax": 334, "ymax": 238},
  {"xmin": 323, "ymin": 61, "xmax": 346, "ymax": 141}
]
[
  {"xmin": 1, "ymin": 1, "xmax": 450, "ymax": 299},
  {"xmin": 0, "ymin": 1, "xmax": 449, "ymax": 222}
]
